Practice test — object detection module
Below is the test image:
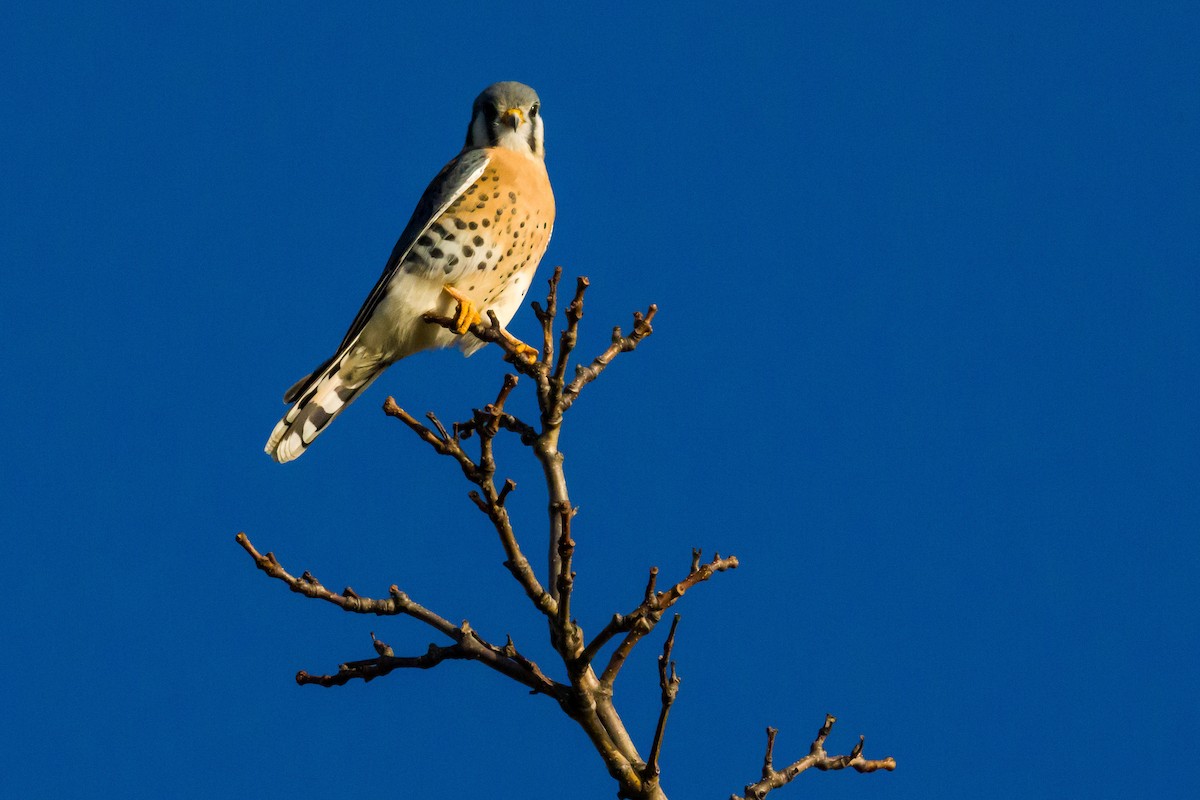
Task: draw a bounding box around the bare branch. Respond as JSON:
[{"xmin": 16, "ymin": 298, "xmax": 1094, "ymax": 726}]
[
  {"xmin": 456, "ymin": 412, "xmax": 537, "ymax": 446},
  {"xmin": 762, "ymin": 726, "xmax": 778, "ymax": 777},
  {"xmin": 236, "ymin": 534, "xmax": 562, "ymax": 696},
  {"xmin": 296, "ymin": 628, "xmax": 562, "ymax": 696},
  {"xmin": 597, "ymin": 550, "xmax": 739, "ymax": 685},
  {"xmin": 243, "ymin": 275, "xmax": 891, "ymax": 799},
  {"xmin": 235, "ymin": 533, "xmax": 457, "ymax": 637},
  {"xmin": 454, "ymin": 375, "xmax": 535, "ymax": 446},
  {"xmin": 296, "ymin": 642, "xmax": 473, "ymax": 686},
  {"xmin": 578, "ymin": 613, "xmax": 625, "ymax": 666},
  {"xmin": 426, "ymin": 411, "xmax": 451, "ymax": 442},
  {"xmin": 422, "ymin": 307, "xmax": 542, "ymax": 377},
  {"xmin": 503, "ymin": 634, "xmax": 558, "ymax": 693},
  {"xmin": 530, "ymin": 266, "xmax": 562, "ymax": 371},
  {"xmin": 553, "ymin": 276, "xmax": 589, "ymax": 388},
  {"xmin": 653, "ymin": 551, "xmax": 739, "ymax": 615},
  {"xmin": 645, "ymin": 614, "xmax": 682, "ymax": 780},
  {"xmin": 555, "ymin": 505, "xmax": 577, "ymax": 638},
  {"xmin": 492, "ymin": 371, "xmax": 519, "ymax": 411},
  {"xmin": 561, "ymin": 304, "xmax": 657, "ymax": 412},
  {"xmin": 371, "ymin": 631, "xmax": 394, "ymax": 657},
  {"xmin": 735, "ymin": 715, "xmax": 896, "ymax": 800},
  {"xmin": 382, "ymin": 395, "xmax": 558, "ymax": 622},
  {"xmin": 467, "ymin": 490, "xmax": 490, "ymax": 514},
  {"xmin": 382, "ymin": 397, "xmax": 478, "ymax": 478}
]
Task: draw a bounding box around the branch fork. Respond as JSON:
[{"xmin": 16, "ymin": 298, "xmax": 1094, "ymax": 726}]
[
  {"xmin": 239, "ymin": 270, "xmax": 893, "ymax": 799},
  {"xmin": 736, "ymin": 715, "xmax": 896, "ymax": 799}
]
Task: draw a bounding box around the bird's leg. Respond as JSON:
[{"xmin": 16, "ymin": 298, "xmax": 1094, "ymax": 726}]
[
  {"xmin": 441, "ymin": 285, "xmax": 538, "ymax": 361},
  {"xmin": 442, "ymin": 284, "xmax": 483, "ymax": 335}
]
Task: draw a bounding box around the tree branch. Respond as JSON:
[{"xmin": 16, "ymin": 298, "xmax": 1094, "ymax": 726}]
[
  {"xmin": 555, "ymin": 504, "xmax": 578, "ymax": 645},
  {"xmin": 242, "ymin": 273, "xmax": 893, "ymax": 800},
  {"xmin": 596, "ymin": 550, "xmax": 739, "ymax": 686},
  {"xmin": 645, "ymin": 614, "xmax": 681, "ymax": 781},
  {"xmin": 454, "ymin": 374, "xmax": 539, "ymax": 445},
  {"xmin": 561, "ymin": 304, "xmax": 657, "ymax": 412},
  {"xmin": 418, "ymin": 277, "xmax": 657, "ymax": 624},
  {"xmin": 296, "ymin": 641, "xmax": 473, "ymax": 686},
  {"xmin": 382, "ymin": 394, "xmax": 558, "ymax": 621},
  {"xmin": 236, "ymin": 532, "xmax": 456, "ymax": 636},
  {"xmin": 552, "ymin": 276, "xmax": 589, "ymax": 401},
  {"xmin": 236, "ymin": 533, "xmax": 562, "ymax": 697},
  {"xmin": 735, "ymin": 715, "xmax": 896, "ymax": 800},
  {"xmin": 380, "ymin": 397, "xmax": 479, "ymax": 477},
  {"xmin": 530, "ymin": 267, "xmax": 561, "ymax": 386}
]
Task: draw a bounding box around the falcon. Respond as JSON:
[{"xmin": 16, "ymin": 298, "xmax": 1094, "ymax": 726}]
[{"xmin": 266, "ymin": 82, "xmax": 554, "ymax": 463}]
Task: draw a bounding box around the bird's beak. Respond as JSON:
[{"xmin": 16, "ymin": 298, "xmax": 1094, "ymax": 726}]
[{"xmin": 499, "ymin": 107, "xmax": 524, "ymax": 130}]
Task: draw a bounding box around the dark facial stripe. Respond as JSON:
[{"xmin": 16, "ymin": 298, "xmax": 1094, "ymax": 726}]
[
  {"xmin": 482, "ymin": 104, "xmax": 500, "ymax": 146},
  {"xmin": 465, "ymin": 108, "xmax": 498, "ymax": 148}
]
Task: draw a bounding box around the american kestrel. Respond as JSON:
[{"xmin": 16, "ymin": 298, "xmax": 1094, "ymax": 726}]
[{"xmin": 266, "ymin": 81, "xmax": 554, "ymax": 463}]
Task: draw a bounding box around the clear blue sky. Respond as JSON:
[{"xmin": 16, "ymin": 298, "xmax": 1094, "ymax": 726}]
[{"xmin": 2, "ymin": 2, "xmax": 1196, "ymax": 798}]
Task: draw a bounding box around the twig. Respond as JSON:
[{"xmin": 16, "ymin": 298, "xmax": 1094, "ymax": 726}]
[
  {"xmin": 555, "ymin": 505, "xmax": 577, "ymax": 641},
  {"xmin": 645, "ymin": 615, "xmax": 681, "ymax": 780},
  {"xmin": 457, "ymin": 411, "xmax": 537, "ymax": 444},
  {"xmin": 236, "ymin": 534, "xmax": 562, "ymax": 696},
  {"xmin": 235, "ymin": 533, "xmax": 456, "ymax": 636},
  {"xmin": 561, "ymin": 305, "xmax": 657, "ymax": 412},
  {"xmin": 382, "ymin": 397, "xmax": 478, "ymax": 478},
  {"xmin": 530, "ymin": 266, "xmax": 562, "ymax": 375},
  {"xmin": 645, "ymin": 566, "xmax": 659, "ymax": 602},
  {"xmin": 422, "ymin": 308, "xmax": 543, "ymax": 379},
  {"xmin": 243, "ymin": 275, "xmax": 892, "ymax": 799},
  {"xmin": 597, "ymin": 550, "xmax": 739, "ymax": 686},
  {"xmin": 503, "ymin": 635, "xmax": 558, "ymax": 692},
  {"xmin": 735, "ymin": 715, "xmax": 896, "ymax": 800},
  {"xmin": 553, "ymin": 276, "xmax": 589, "ymax": 390},
  {"xmin": 491, "ymin": 371, "xmax": 519, "ymax": 412},
  {"xmin": 455, "ymin": 376, "xmax": 538, "ymax": 446},
  {"xmin": 382, "ymin": 395, "xmax": 558, "ymax": 621},
  {"xmin": 297, "ymin": 642, "xmax": 472, "ymax": 686}
]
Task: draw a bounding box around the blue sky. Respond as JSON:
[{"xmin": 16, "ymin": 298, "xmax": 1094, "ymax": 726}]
[{"xmin": 2, "ymin": 2, "xmax": 1197, "ymax": 798}]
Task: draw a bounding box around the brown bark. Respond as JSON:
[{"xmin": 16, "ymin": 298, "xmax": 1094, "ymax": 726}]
[{"xmin": 237, "ymin": 270, "xmax": 893, "ymax": 799}]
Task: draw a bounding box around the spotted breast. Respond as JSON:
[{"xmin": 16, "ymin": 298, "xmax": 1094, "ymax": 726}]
[
  {"xmin": 266, "ymin": 81, "xmax": 554, "ymax": 463},
  {"xmin": 404, "ymin": 147, "xmax": 554, "ymax": 354}
]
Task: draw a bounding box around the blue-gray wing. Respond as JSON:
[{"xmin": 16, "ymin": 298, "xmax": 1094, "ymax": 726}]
[{"xmin": 332, "ymin": 149, "xmax": 490, "ymax": 352}]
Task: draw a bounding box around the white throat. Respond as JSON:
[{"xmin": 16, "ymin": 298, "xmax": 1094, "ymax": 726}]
[
  {"xmin": 468, "ymin": 111, "xmax": 544, "ymax": 158},
  {"xmin": 494, "ymin": 126, "xmax": 533, "ymax": 154}
]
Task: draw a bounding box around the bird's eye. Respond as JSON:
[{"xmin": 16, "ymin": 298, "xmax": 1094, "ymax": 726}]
[{"xmin": 530, "ymin": 102, "xmax": 540, "ymax": 118}]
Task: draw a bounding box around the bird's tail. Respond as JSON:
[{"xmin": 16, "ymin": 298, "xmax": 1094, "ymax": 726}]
[{"xmin": 265, "ymin": 355, "xmax": 381, "ymax": 463}]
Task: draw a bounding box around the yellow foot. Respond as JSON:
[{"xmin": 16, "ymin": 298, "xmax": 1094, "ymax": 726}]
[
  {"xmin": 442, "ymin": 284, "xmax": 482, "ymax": 334},
  {"xmin": 501, "ymin": 332, "xmax": 539, "ymax": 362},
  {"xmin": 441, "ymin": 285, "xmax": 537, "ymax": 360}
]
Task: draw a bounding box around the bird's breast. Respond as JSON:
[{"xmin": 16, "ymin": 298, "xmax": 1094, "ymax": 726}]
[{"xmin": 405, "ymin": 148, "xmax": 554, "ymax": 316}]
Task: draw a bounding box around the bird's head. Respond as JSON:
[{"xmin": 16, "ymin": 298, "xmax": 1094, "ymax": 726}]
[{"xmin": 465, "ymin": 81, "xmax": 545, "ymax": 159}]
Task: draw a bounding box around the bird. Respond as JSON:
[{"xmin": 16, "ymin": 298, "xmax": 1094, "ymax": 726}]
[{"xmin": 265, "ymin": 81, "xmax": 554, "ymax": 463}]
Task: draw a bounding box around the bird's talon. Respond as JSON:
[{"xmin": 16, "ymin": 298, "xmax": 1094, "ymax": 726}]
[
  {"xmin": 501, "ymin": 334, "xmax": 538, "ymax": 361},
  {"xmin": 265, "ymin": 83, "xmax": 552, "ymax": 464},
  {"xmin": 443, "ymin": 285, "xmax": 483, "ymax": 334}
]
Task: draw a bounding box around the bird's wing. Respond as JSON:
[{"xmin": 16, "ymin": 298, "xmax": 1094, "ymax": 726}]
[{"xmin": 332, "ymin": 149, "xmax": 491, "ymax": 352}]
